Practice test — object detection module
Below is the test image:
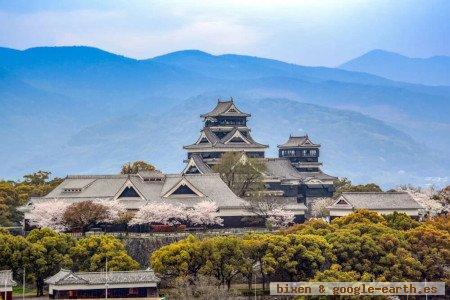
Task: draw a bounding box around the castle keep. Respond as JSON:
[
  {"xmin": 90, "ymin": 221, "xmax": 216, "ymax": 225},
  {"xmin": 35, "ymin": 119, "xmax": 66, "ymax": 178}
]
[{"xmin": 183, "ymin": 99, "xmax": 336, "ymax": 204}]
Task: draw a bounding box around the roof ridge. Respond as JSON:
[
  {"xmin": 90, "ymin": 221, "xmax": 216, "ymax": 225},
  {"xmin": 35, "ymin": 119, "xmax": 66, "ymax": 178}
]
[
  {"xmin": 343, "ymin": 192, "xmax": 406, "ymax": 194},
  {"xmin": 74, "ymin": 269, "xmax": 154, "ymax": 275}
]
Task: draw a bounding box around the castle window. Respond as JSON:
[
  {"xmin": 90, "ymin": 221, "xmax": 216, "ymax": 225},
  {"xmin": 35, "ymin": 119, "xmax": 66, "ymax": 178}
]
[
  {"xmin": 230, "ymin": 137, "xmax": 245, "ymax": 143},
  {"xmin": 337, "ymin": 199, "xmax": 348, "ymax": 205},
  {"xmin": 310, "ymin": 149, "xmax": 317, "ymax": 156},
  {"xmin": 172, "ymin": 184, "xmax": 197, "ymax": 195},
  {"xmin": 118, "ymin": 186, "xmax": 140, "ymax": 198}
]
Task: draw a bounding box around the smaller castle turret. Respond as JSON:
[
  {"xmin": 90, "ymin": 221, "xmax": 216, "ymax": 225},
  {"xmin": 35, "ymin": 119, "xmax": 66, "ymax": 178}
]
[{"xmin": 278, "ymin": 134, "xmax": 322, "ymax": 172}]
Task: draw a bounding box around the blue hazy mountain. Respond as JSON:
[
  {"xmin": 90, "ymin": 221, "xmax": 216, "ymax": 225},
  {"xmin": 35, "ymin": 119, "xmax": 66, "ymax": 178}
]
[
  {"xmin": 0, "ymin": 46, "xmax": 449, "ymax": 187},
  {"xmin": 340, "ymin": 49, "xmax": 450, "ymax": 86}
]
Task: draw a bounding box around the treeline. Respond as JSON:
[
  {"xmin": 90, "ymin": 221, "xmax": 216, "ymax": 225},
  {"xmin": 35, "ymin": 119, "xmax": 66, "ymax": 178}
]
[
  {"xmin": 0, "ymin": 229, "xmax": 139, "ymax": 296},
  {"xmin": 0, "ymin": 162, "xmax": 157, "ymax": 227},
  {"xmin": 150, "ymin": 210, "xmax": 450, "ymax": 297},
  {"xmin": 0, "ymin": 171, "xmax": 62, "ymax": 226}
]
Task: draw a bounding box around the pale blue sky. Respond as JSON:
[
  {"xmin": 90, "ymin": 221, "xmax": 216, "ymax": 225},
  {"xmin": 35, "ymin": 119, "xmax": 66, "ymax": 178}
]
[{"xmin": 0, "ymin": 0, "xmax": 449, "ymax": 66}]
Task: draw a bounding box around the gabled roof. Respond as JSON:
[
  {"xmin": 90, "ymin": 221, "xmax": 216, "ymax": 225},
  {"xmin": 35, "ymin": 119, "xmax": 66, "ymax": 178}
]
[
  {"xmin": 162, "ymin": 176, "xmax": 205, "ymax": 198},
  {"xmin": 184, "ymin": 127, "xmax": 268, "ymax": 150},
  {"xmin": 278, "ymin": 134, "xmax": 320, "ymax": 148},
  {"xmin": 45, "ymin": 269, "xmax": 159, "ymax": 286},
  {"xmin": 329, "ymin": 192, "xmax": 423, "ymax": 210},
  {"xmin": 114, "ymin": 178, "xmax": 145, "ymax": 200},
  {"xmin": 264, "ymin": 158, "xmax": 336, "ymax": 182},
  {"xmin": 182, "ymin": 154, "xmax": 213, "ymax": 174},
  {"xmin": 0, "ymin": 270, "xmax": 16, "ymax": 286},
  {"xmin": 201, "ymin": 99, "xmax": 250, "ymax": 118},
  {"xmin": 27, "ymin": 173, "xmax": 246, "ymax": 209},
  {"xmin": 222, "ymin": 128, "xmax": 252, "ymax": 144}
]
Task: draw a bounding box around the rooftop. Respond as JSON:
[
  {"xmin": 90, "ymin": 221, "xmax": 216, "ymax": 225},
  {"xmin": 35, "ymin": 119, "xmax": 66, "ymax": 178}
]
[
  {"xmin": 45, "ymin": 269, "xmax": 159, "ymax": 286},
  {"xmin": 264, "ymin": 158, "xmax": 336, "ymax": 182},
  {"xmin": 184, "ymin": 127, "xmax": 268, "ymax": 150},
  {"xmin": 27, "ymin": 173, "xmax": 247, "ymax": 209},
  {"xmin": 200, "ymin": 99, "xmax": 251, "ymax": 118},
  {"xmin": 278, "ymin": 134, "xmax": 320, "ymax": 148},
  {"xmin": 330, "ymin": 192, "xmax": 422, "ymax": 210}
]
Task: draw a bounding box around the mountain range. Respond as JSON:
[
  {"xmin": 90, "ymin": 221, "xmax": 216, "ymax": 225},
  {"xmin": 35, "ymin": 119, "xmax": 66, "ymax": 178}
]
[
  {"xmin": 340, "ymin": 49, "xmax": 450, "ymax": 86},
  {"xmin": 0, "ymin": 46, "xmax": 449, "ymax": 188}
]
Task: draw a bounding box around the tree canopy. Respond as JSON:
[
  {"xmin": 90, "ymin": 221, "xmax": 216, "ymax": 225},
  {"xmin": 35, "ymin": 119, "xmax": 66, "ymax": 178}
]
[
  {"xmin": 120, "ymin": 161, "xmax": 156, "ymax": 174},
  {"xmin": 151, "ymin": 211, "xmax": 450, "ymax": 297},
  {"xmin": 0, "ymin": 171, "xmax": 62, "ymax": 226},
  {"xmin": 212, "ymin": 152, "xmax": 266, "ymax": 197}
]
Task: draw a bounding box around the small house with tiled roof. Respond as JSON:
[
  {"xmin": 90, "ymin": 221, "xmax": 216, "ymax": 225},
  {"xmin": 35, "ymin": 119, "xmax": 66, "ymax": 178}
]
[{"xmin": 45, "ymin": 268, "xmax": 159, "ymax": 299}]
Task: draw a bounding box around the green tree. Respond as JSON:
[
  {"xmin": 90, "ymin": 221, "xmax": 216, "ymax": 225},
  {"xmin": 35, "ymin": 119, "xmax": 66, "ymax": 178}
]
[
  {"xmin": 23, "ymin": 171, "xmax": 52, "ymax": 185},
  {"xmin": 331, "ymin": 209, "xmax": 386, "ymax": 227},
  {"xmin": 200, "ymin": 236, "xmax": 245, "ymax": 290},
  {"xmin": 121, "ymin": 161, "xmax": 156, "ymax": 174},
  {"xmin": 0, "ymin": 232, "xmax": 30, "ymax": 277},
  {"xmin": 263, "ymin": 234, "xmax": 334, "ymax": 281},
  {"xmin": 26, "ymin": 228, "xmax": 75, "ymax": 296},
  {"xmin": 283, "ymin": 219, "xmax": 334, "ymax": 236},
  {"xmin": 240, "ymin": 234, "xmax": 271, "ymax": 291},
  {"xmin": 151, "ymin": 235, "xmax": 207, "ymax": 283},
  {"xmin": 213, "ymin": 152, "xmax": 266, "ymax": 197},
  {"xmin": 313, "ymin": 264, "xmax": 361, "ymax": 281},
  {"xmin": 333, "ymin": 177, "xmax": 382, "ymax": 197},
  {"xmin": 0, "ymin": 171, "xmax": 62, "ymax": 226},
  {"xmin": 70, "ymin": 235, "xmax": 139, "ymax": 272},
  {"xmin": 383, "ymin": 212, "xmax": 419, "ymax": 230},
  {"xmin": 405, "ymin": 225, "xmax": 450, "ymax": 282}
]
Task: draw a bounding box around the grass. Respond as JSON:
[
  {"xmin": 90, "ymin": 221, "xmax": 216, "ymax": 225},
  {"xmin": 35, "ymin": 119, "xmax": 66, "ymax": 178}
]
[{"xmin": 12, "ymin": 286, "xmax": 36, "ymax": 296}]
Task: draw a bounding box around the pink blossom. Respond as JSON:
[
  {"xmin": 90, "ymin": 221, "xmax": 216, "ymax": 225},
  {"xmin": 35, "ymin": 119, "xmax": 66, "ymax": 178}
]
[
  {"xmin": 129, "ymin": 202, "xmax": 187, "ymax": 226},
  {"xmin": 27, "ymin": 199, "xmax": 70, "ymax": 232},
  {"xmin": 266, "ymin": 207, "xmax": 295, "ymax": 228},
  {"xmin": 188, "ymin": 200, "xmax": 223, "ymax": 227}
]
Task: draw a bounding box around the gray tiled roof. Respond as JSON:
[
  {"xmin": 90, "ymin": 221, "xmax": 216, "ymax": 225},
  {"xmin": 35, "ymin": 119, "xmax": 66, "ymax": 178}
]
[
  {"xmin": 331, "ymin": 192, "xmax": 422, "ymax": 210},
  {"xmin": 28, "ymin": 173, "xmax": 246, "ymax": 209},
  {"xmin": 0, "ymin": 270, "xmax": 16, "ymax": 286},
  {"xmin": 265, "ymin": 158, "xmax": 303, "ymax": 180},
  {"xmin": 264, "ymin": 158, "xmax": 336, "ymax": 182},
  {"xmin": 200, "ymin": 100, "xmax": 250, "ymax": 118},
  {"xmin": 45, "ymin": 269, "xmax": 159, "ymax": 286},
  {"xmin": 137, "ymin": 170, "xmax": 165, "ymax": 179},
  {"xmin": 278, "ymin": 135, "xmax": 320, "ymax": 148},
  {"xmin": 184, "ymin": 127, "xmax": 268, "ymax": 150},
  {"xmin": 191, "ymin": 154, "xmax": 213, "ymax": 174}
]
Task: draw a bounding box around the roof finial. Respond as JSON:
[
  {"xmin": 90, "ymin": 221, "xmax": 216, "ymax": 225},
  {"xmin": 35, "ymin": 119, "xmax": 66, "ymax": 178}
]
[{"xmin": 230, "ymin": 96, "xmax": 234, "ymax": 102}]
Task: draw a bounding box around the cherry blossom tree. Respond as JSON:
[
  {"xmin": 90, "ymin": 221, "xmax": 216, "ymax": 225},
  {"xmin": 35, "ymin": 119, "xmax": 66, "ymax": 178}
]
[
  {"xmin": 266, "ymin": 207, "xmax": 295, "ymax": 228},
  {"xmin": 27, "ymin": 199, "xmax": 70, "ymax": 232},
  {"xmin": 309, "ymin": 197, "xmax": 334, "ymax": 219},
  {"xmin": 129, "ymin": 202, "xmax": 187, "ymax": 226},
  {"xmin": 188, "ymin": 200, "xmax": 223, "ymax": 227},
  {"xmin": 395, "ymin": 186, "xmax": 447, "ymax": 217},
  {"xmin": 94, "ymin": 199, "xmax": 126, "ymax": 222}
]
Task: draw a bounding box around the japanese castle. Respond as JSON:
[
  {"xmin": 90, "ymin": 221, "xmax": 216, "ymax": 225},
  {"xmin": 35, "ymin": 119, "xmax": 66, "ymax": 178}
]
[
  {"xmin": 182, "ymin": 99, "xmax": 336, "ymax": 202},
  {"xmin": 22, "ymin": 98, "xmax": 422, "ymax": 230}
]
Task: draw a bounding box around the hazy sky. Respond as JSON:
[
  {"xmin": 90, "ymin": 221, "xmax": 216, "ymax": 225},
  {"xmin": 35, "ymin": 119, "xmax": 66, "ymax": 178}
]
[{"xmin": 0, "ymin": 0, "xmax": 449, "ymax": 66}]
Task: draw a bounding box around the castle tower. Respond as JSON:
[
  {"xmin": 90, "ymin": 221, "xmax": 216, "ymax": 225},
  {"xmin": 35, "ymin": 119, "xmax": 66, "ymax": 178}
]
[
  {"xmin": 278, "ymin": 134, "xmax": 322, "ymax": 172},
  {"xmin": 183, "ymin": 99, "xmax": 268, "ymax": 170}
]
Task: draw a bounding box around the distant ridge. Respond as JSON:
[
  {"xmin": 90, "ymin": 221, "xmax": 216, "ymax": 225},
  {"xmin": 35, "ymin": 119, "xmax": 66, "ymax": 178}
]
[
  {"xmin": 340, "ymin": 49, "xmax": 450, "ymax": 86},
  {"xmin": 0, "ymin": 45, "xmax": 449, "ymax": 187}
]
